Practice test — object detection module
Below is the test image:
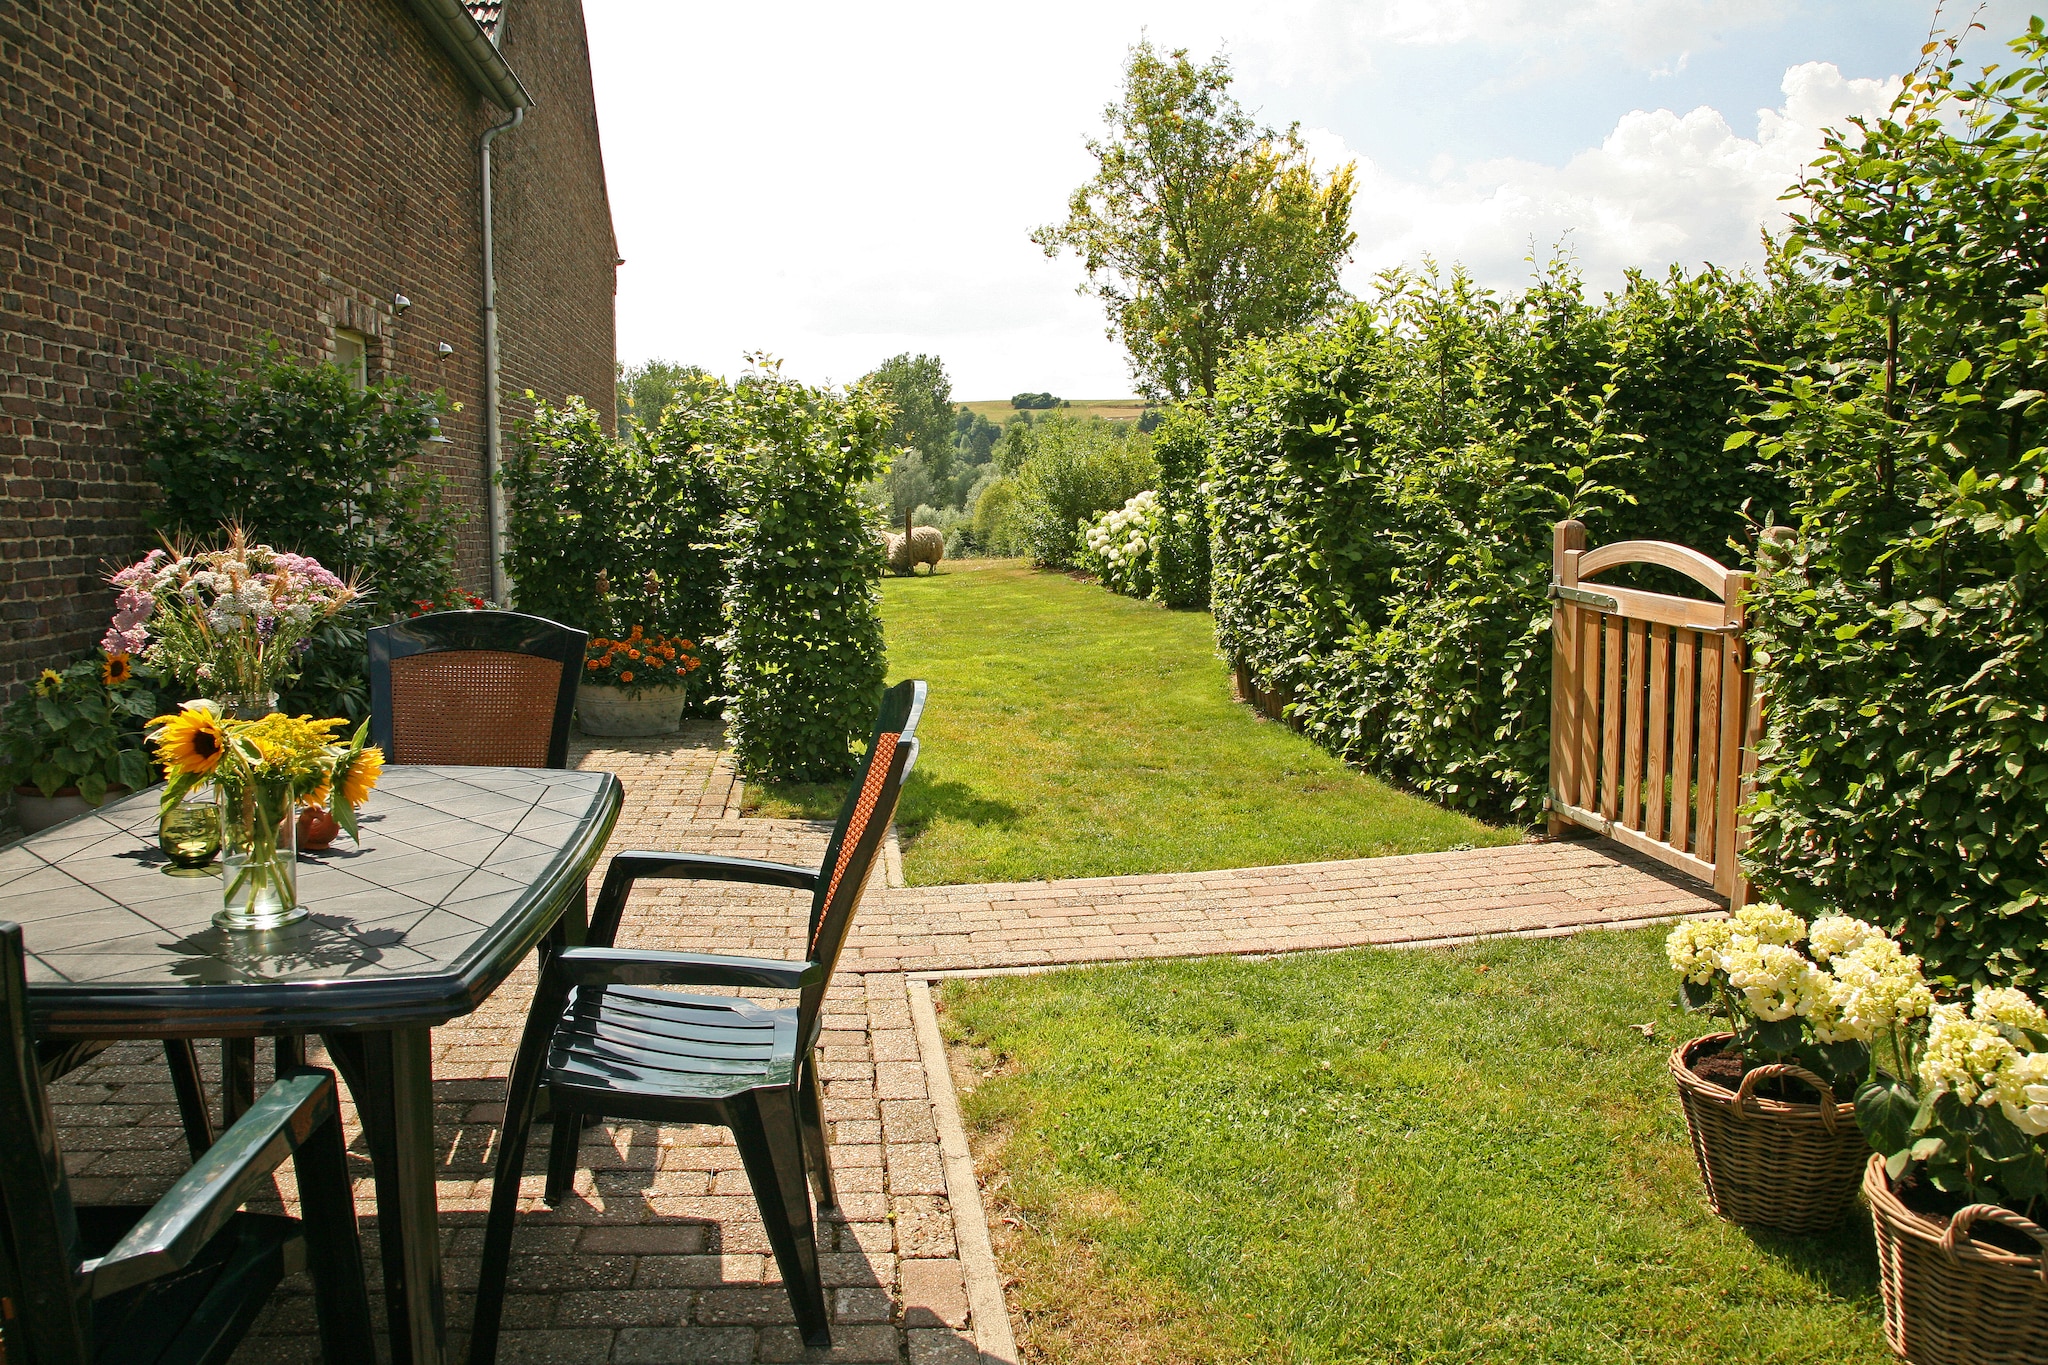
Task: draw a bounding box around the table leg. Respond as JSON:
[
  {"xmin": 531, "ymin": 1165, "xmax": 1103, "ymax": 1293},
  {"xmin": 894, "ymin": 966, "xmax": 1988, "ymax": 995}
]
[
  {"xmin": 221, "ymin": 1037, "xmax": 255, "ymax": 1127},
  {"xmin": 326, "ymin": 1029, "xmax": 447, "ymax": 1365}
]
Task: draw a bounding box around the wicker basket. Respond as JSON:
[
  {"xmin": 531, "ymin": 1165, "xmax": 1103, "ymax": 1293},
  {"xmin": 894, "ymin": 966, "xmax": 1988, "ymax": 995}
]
[
  {"xmin": 1866, "ymin": 1155, "xmax": 2048, "ymax": 1365},
  {"xmin": 1669, "ymin": 1033, "xmax": 1869, "ymax": 1233}
]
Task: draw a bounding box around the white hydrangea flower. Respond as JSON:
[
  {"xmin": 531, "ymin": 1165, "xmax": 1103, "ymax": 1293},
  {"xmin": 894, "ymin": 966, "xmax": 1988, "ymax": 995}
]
[
  {"xmin": 1971, "ymin": 986, "xmax": 2048, "ymax": 1035},
  {"xmin": 1808, "ymin": 915, "xmax": 1885, "ymax": 964},
  {"xmin": 1993, "ymin": 1052, "xmax": 2048, "ymax": 1136},
  {"xmin": 1920, "ymin": 1003, "xmax": 2022, "ymax": 1106},
  {"xmin": 1721, "ymin": 938, "xmax": 1824, "ymax": 1022},
  {"xmin": 1827, "ymin": 937, "xmax": 1933, "ymax": 1037},
  {"xmin": 1666, "ymin": 918, "xmax": 1734, "ymax": 983},
  {"xmin": 1733, "ymin": 903, "xmax": 1807, "ymax": 947}
]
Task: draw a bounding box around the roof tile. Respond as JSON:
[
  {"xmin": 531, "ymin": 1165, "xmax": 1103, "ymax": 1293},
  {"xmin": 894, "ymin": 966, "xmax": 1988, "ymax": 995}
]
[{"xmin": 463, "ymin": 1, "xmax": 502, "ymax": 39}]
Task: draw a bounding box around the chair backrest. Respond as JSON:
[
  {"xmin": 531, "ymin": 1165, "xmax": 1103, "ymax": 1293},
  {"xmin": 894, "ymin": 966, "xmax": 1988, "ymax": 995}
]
[
  {"xmin": 796, "ymin": 679, "xmax": 926, "ymax": 1047},
  {"xmin": 368, "ymin": 610, "xmax": 587, "ymax": 768},
  {"xmin": 0, "ymin": 923, "xmax": 94, "ymax": 1364}
]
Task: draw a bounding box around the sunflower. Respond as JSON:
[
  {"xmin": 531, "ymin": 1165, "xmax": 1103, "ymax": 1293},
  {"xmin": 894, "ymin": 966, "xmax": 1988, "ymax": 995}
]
[
  {"xmin": 339, "ymin": 746, "xmax": 384, "ymax": 808},
  {"xmin": 102, "ymin": 653, "xmax": 132, "ymax": 687},
  {"xmin": 299, "ymin": 779, "xmax": 331, "ymax": 809},
  {"xmin": 151, "ymin": 707, "xmax": 228, "ymax": 776},
  {"xmin": 33, "ymin": 669, "xmax": 62, "ymax": 697}
]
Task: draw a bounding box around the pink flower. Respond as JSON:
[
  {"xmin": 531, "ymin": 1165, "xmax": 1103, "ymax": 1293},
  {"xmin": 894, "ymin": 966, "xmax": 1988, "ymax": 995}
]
[
  {"xmin": 265, "ymin": 551, "xmax": 345, "ymax": 591},
  {"xmin": 101, "ymin": 584, "xmax": 154, "ymax": 655}
]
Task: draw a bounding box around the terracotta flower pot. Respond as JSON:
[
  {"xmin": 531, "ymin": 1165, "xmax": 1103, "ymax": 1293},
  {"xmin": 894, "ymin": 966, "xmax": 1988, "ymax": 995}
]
[
  {"xmin": 576, "ymin": 683, "xmax": 685, "ymax": 737},
  {"xmin": 13, "ymin": 784, "xmax": 128, "ymax": 834},
  {"xmin": 1669, "ymin": 1032, "xmax": 1869, "ymax": 1233},
  {"xmin": 1866, "ymin": 1155, "xmax": 2048, "ymax": 1364}
]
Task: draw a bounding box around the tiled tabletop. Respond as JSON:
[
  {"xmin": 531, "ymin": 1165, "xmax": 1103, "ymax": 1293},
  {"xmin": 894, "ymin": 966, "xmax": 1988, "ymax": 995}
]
[{"xmin": 0, "ymin": 766, "xmax": 620, "ymax": 1033}]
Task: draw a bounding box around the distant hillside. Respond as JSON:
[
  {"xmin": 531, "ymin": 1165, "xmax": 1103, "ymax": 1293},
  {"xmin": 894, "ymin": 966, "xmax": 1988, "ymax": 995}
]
[{"xmin": 959, "ymin": 397, "xmax": 1150, "ymax": 424}]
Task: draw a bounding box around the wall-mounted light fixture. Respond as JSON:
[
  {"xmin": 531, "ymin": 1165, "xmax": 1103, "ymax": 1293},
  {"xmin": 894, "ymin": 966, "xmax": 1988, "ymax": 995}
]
[
  {"xmin": 423, "ymin": 415, "xmax": 452, "ymax": 445},
  {"xmin": 437, "ymin": 342, "xmax": 454, "ymax": 357},
  {"xmin": 393, "ymin": 292, "xmax": 412, "ymax": 314}
]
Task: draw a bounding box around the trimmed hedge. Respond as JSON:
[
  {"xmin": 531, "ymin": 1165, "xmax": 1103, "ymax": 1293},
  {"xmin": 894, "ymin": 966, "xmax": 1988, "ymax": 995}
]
[{"xmin": 1209, "ymin": 263, "xmax": 1803, "ymax": 819}]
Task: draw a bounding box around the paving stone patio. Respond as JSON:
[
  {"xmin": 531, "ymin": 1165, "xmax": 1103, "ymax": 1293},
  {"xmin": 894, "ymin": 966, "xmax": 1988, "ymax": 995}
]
[{"xmin": 37, "ymin": 724, "xmax": 1722, "ymax": 1364}]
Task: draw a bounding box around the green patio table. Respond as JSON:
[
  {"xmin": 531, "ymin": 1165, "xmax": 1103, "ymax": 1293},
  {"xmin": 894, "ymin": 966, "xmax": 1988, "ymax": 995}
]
[{"xmin": 0, "ymin": 764, "xmax": 623, "ymax": 1365}]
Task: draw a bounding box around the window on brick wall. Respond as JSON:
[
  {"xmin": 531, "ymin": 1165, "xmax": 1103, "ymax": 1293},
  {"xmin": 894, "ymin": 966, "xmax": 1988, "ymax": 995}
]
[{"xmin": 333, "ymin": 329, "xmax": 368, "ymax": 389}]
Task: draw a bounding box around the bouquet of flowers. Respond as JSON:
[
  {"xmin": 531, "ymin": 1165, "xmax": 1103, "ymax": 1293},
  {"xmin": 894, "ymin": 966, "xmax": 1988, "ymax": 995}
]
[
  {"xmin": 150, "ymin": 703, "xmax": 384, "ymax": 925},
  {"xmin": 106, "ymin": 528, "xmax": 357, "ymax": 705},
  {"xmin": 584, "ymin": 626, "xmax": 701, "ymax": 694}
]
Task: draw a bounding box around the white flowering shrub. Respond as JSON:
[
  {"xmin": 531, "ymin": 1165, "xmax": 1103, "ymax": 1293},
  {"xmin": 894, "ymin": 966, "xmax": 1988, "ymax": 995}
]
[
  {"xmin": 1077, "ymin": 491, "xmax": 1161, "ymax": 599},
  {"xmin": 1673, "ymin": 909, "xmax": 2048, "ymax": 1208}
]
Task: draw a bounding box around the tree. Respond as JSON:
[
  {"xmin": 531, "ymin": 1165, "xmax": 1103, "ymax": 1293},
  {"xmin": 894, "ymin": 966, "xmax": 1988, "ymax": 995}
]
[
  {"xmin": 617, "ymin": 359, "xmax": 720, "ymax": 430},
  {"xmin": 1033, "ymin": 41, "xmax": 1357, "ymax": 400},
  {"xmin": 863, "ymin": 352, "xmax": 956, "ymax": 483}
]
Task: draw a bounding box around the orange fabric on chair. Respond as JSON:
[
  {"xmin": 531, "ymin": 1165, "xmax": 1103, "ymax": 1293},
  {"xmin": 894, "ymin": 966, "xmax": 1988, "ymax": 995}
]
[{"xmin": 387, "ymin": 651, "xmax": 564, "ymax": 767}]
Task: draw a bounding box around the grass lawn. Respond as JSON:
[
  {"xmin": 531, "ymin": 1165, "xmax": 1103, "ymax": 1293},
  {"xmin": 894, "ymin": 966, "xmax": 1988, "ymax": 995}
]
[
  {"xmin": 957, "ymin": 397, "xmax": 1149, "ymax": 424},
  {"xmin": 748, "ymin": 559, "xmax": 1511, "ymax": 885},
  {"xmin": 942, "ymin": 926, "xmax": 1890, "ymax": 1365}
]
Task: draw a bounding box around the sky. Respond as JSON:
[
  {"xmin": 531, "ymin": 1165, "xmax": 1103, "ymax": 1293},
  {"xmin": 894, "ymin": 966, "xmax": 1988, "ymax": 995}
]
[{"xmin": 582, "ymin": 0, "xmax": 2038, "ymax": 400}]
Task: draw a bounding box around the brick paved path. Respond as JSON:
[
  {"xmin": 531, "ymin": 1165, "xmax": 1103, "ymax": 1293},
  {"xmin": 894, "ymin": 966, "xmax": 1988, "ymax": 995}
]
[{"xmin": 38, "ymin": 727, "xmax": 1720, "ymax": 1365}]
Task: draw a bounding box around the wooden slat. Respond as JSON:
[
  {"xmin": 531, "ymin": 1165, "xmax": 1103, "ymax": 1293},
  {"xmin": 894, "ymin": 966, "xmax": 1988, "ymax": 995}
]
[
  {"xmin": 1577, "ymin": 540, "xmax": 1740, "ymax": 597},
  {"xmin": 1549, "ymin": 601, "xmax": 1577, "ymax": 821},
  {"xmin": 1669, "ymin": 630, "xmax": 1697, "ymax": 856},
  {"xmin": 1600, "ymin": 616, "xmax": 1623, "ymax": 821},
  {"xmin": 1576, "ymin": 609, "xmax": 1602, "ymax": 810},
  {"xmin": 1622, "ymin": 618, "xmax": 1647, "ymax": 832},
  {"xmin": 1714, "ymin": 637, "xmax": 1747, "ymax": 899},
  {"xmin": 1645, "ymin": 622, "xmax": 1671, "ymax": 842},
  {"xmin": 1695, "ymin": 634, "xmax": 1723, "ymax": 858},
  {"xmin": 1548, "ymin": 795, "xmax": 1720, "ymax": 887},
  {"xmin": 1567, "ymin": 581, "xmax": 1735, "ymax": 633}
]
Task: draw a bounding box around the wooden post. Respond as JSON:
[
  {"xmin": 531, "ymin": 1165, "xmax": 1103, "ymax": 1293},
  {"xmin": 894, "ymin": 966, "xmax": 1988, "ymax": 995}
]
[{"xmin": 1547, "ymin": 520, "xmax": 1586, "ymax": 836}]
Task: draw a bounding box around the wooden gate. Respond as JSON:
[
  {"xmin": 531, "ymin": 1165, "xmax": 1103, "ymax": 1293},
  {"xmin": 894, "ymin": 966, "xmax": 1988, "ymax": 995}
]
[{"xmin": 1545, "ymin": 519, "xmax": 1761, "ymax": 904}]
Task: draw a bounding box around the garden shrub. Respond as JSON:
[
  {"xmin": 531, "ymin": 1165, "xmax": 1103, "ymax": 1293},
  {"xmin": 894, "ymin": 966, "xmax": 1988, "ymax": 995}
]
[
  {"xmin": 1148, "ymin": 402, "xmax": 1212, "ymax": 608},
  {"xmin": 1209, "ymin": 261, "xmax": 1797, "ymax": 818},
  {"xmin": 1077, "ymin": 491, "xmax": 1161, "ymax": 598},
  {"xmin": 1741, "ymin": 24, "xmax": 2048, "ymax": 987},
  {"xmin": 715, "ymin": 362, "xmax": 891, "ymax": 782},
  {"xmin": 971, "ymin": 476, "xmax": 1028, "ymax": 557},
  {"xmin": 501, "ymin": 393, "xmax": 731, "ymax": 668},
  {"xmin": 128, "ymin": 343, "xmax": 461, "ymax": 719},
  {"xmin": 1009, "ymin": 413, "xmax": 1157, "ymax": 568}
]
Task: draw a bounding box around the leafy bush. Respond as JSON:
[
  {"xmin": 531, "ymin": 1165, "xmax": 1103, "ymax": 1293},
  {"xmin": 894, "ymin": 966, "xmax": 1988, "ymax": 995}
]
[
  {"xmin": 127, "ymin": 344, "xmax": 462, "ymax": 719},
  {"xmin": 716, "ymin": 362, "xmax": 891, "ymax": 782},
  {"xmin": 1078, "ymin": 491, "xmax": 1161, "ymax": 598},
  {"xmin": 501, "ymin": 393, "xmax": 730, "ymax": 660},
  {"xmin": 0, "ymin": 657, "xmax": 159, "ymax": 801},
  {"xmin": 1010, "ymin": 414, "xmax": 1157, "ymax": 568},
  {"xmin": 1209, "ymin": 261, "xmax": 1797, "ymax": 818},
  {"xmin": 1742, "ymin": 25, "xmax": 2048, "ymax": 987},
  {"xmin": 1149, "ymin": 403, "xmax": 1212, "ymax": 607},
  {"xmin": 971, "ymin": 476, "xmax": 1028, "ymax": 557},
  {"xmin": 1011, "ymin": 392, "xmax": 1061, "ymax": 409}
]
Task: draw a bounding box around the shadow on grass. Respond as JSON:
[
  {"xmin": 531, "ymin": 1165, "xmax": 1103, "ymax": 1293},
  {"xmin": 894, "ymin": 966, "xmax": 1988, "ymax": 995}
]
[
  {"xmin": 1746, "ymin": 1213, "xmax": 1883, "ymax": 1303},
  {"xmin": 747, "ymin": 771, "xmax": 1022, "ymax": 837}
]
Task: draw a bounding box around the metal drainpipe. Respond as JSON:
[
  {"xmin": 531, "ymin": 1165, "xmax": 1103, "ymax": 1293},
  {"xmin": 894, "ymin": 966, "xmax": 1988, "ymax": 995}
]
[{"xmin": 481, "ymin": 105, "xmax": 523, "ymax": 605}]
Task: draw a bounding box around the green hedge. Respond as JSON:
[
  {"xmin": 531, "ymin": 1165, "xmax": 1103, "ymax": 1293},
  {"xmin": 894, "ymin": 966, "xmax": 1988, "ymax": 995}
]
[
  {"xmin": 1209, "ymin": 263, "xmax": 1803, "ymax": 819},
  {"xmin": 1149, "ymin": 403, "xmax": 1212, "ymax": 608},
  {"xmin": 1742, "ymin": 27, "xmax": 2048, "ymax": 987}
]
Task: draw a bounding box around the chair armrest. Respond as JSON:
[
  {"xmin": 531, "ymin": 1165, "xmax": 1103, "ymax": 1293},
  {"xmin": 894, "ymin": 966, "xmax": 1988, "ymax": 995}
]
[
  {"xmin": 604, "ymin": 850, "xmax": 819, "ymax": 891},
  {"xmin": 80, "ymin": 1067, "xmax": 337, "ymax": 1299},
  {"xmin": 555, "ymin": 946, "xmax": 824, "ymax": 991}
]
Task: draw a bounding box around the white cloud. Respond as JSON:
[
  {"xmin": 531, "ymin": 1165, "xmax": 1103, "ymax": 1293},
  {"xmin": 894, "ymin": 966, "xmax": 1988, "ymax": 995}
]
[{"xmin": 1319, "ymin": 62, "xmax": 1899, "ymax": 294}]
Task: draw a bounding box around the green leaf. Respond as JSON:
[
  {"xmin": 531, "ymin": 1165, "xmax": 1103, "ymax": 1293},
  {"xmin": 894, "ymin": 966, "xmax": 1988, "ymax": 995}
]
[
  {"xmin": 1857, "ymin": 1078, "xmax": 1918, "ymax": 1154},
  {"xmin": 1946, "ymin": 359, "xmax": 1973, "ymax": 386}
]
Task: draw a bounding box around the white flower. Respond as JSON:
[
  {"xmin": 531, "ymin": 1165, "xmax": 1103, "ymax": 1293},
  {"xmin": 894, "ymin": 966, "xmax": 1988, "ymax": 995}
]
[
  {"xmin": 1808, "ymin": 915, "xmax": 1885, "ymax": 964},
  {"xmin": 1666, "ymin": 918, "xmax": 1733, "ymax": 984},
  {"xmin": 1827, "ymin": 937, "xmax": 1933, "ymax": 1037},
  {"xmin": 1994, "ymin": 1052, "xmax": 2048, "ymax": 1136},
  {"xmin": 1920, "ymin": 1003, "xmax": 2021, "ymax": 1106},
  {"xmin": 1971, "ymin": 986, "xmax": 2048, "ymax": 1035},
  {"xmin": 1733, "ymin": 903, "xmax": 1807, "ymax": 948},
  {"xmin": 1720, "ymin": 937, "xmax": 1824, "ymax": 1022}
]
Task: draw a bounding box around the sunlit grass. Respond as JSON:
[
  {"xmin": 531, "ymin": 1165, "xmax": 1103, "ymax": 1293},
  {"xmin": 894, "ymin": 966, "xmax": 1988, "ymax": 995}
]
[
  {"xmin": 748, "ymin": 558, "xmax": 1512, "ymax": 885},
  {"xmin": 943, "ymin": 926, "xmax": 1890, "ymax": 1365}
]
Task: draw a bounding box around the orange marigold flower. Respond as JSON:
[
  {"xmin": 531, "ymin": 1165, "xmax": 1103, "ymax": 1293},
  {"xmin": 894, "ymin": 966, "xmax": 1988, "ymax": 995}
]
[
  {"xmin": 586, "ymin": 659, "xmax": 600, "ymax": 670},
  {"xmin": 628, "ymin": 649, "xmax": 641, "ymax": 660},
  {"xmin": 619, "ymin": 669, "xmax": 634, "ymax": 682}
]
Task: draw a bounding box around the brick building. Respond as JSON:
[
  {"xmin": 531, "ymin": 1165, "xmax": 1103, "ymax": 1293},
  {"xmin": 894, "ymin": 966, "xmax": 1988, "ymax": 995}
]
[{"xmin": 0, "ymin": 0, "xmax": 617, "ymax": 692}]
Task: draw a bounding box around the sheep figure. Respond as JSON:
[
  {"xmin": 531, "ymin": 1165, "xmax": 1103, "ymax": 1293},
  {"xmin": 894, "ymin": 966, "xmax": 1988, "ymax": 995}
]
[{"xmin": 884, "ymin": 509, "xmax": 945, "ymax": 575}]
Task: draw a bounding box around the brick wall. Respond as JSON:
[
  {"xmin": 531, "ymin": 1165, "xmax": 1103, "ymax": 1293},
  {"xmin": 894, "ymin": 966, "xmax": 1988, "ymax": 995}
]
[
  {"xmin": 0, "ymin": 0, "xmax": 616, "ymax": 696},
  {"xmin": 491, "ymin": 0, "xmax": 619, "ymax": 436}
]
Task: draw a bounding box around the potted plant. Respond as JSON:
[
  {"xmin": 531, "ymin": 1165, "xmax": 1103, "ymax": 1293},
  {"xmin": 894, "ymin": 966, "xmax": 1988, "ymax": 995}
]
[
  {"xmin": 576, "ymin": 627, "xmax": 702, "ymax": 737},
  {"xmin": 1664, "ymin": 905, "xmax": 1897, "ymax": 1232},
  {"xmin": 104, "ymin": 528, "xmax": 358, "ymax": 718},
  {"xmin": 1853, "ymin": 981, "xmax": 2048, "ymax": 1363},
  {"xmin": 1, "ymin": 656, "xmax": 159, "ymax": 832}
]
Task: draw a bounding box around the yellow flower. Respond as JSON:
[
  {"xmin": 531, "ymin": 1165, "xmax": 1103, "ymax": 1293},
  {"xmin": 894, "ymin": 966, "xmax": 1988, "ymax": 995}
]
[
  {"xmin": 102, "ymin": 653, "xmax": 132, "ymax": 687},
  {"xmin": 151, "ymin": 707, "xmax": 228, "ymax": 776},
  {"xmin": 299, "ymin": 779, "xmax": 332, "ymax": 809},
  {"xmin": 34, "ymin": 669, "xmax": 62, "ymax": 697},
  {"xmin": 340, "ymin": 746, "xmax": 384, "ymax": 807}
]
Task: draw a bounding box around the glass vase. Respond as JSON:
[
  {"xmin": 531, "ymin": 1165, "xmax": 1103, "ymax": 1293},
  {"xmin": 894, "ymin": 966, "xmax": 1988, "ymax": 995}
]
[
  {"xmin": 216, "ymin": 771, "xmax": 305, "ymax": 931},
  {"xmin": 218, "ymin": 691, "xmax": 279, "ymax": 721},
  {"xmin": 158, "ymin": 783, "xmax": 221, "ymax": 876}
]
